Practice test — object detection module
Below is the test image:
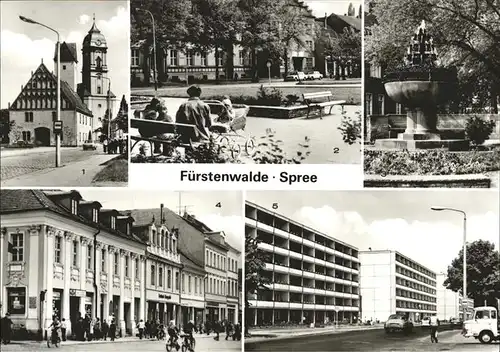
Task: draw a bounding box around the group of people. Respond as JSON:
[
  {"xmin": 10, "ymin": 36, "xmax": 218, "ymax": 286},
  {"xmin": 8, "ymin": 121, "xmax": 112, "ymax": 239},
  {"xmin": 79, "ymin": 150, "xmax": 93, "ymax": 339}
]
[
  {"xmin": 137, "ymin": 85, "xmax": 236, "ymax": 154},
  {"xmin": 71, "ymin": 313, "xmax": 119, "ymax": 342},
  {"xmin": 103, "ymin": 137, "xmax": 127, "ymax": 155}
]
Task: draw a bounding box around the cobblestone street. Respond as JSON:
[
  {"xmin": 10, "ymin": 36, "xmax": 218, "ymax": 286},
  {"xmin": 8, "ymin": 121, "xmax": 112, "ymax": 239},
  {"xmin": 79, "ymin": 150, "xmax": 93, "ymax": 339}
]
[{"xmin": 1, "ymin": 147, "xmax": 102, "ymax": 181}]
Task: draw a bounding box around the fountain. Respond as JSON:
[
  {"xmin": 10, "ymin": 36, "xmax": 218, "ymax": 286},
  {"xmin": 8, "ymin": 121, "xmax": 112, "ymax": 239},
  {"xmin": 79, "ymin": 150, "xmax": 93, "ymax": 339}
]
[{"xmin": 375, "ymin": 20, "xmax": 469, "ymax": 150}]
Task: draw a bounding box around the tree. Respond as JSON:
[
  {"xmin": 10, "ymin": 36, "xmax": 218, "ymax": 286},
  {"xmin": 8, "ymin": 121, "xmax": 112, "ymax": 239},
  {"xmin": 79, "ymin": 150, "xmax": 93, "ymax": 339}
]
[
  {"xmin": 317, "ymin": 26, "xmax": 361, "ymax": 78},
  {"xmin": 245, "ymin": 234, "xmax": 270, "ymax": 334},
  {"xmin": 238, "ymin": 0, "xmax": 284, "ymax": 81},
  {"xmin": 444, "ymin": 240, "xmax": 500, "ymax": 306},
  {"xmin": 365, "ymin": 0, "xmax": 500, "ymax": 111},
  {"xmin": 192, "ymin": 0, "xmax": 243, "ymax": 81},
  {"xmin": 358, "ymin": 4, "xmax": 362, "ymax": 18},
  {"xmin": 115, "ymin": 95, "xmax": 129, "ymax": 133}
]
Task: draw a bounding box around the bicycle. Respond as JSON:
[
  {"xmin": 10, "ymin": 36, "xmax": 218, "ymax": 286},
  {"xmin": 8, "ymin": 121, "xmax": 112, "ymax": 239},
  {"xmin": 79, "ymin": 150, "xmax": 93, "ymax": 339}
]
[
  {"xmin": 165, "ymin": 336, "xmax": 180, "ymax": 352},
  {"xmin": 47, "ymin": 329, "xmax": 61, "ymax": 348},
  {"xmin": 180, "ymin": 333, "xmax": 196, "ymax": 352}
]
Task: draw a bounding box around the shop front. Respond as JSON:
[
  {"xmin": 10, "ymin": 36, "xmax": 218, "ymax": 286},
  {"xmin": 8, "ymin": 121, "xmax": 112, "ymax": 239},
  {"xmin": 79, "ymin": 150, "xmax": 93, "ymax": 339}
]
[
  {"xmin": 180, "ymin": 299, "xmax": 204, "ymax": 326},
  {"xmin": 205, "ymin": 301, "xmax": 227, "ymax": 323},
  {"xmin": 146, "ymin": 290, "xmax": 180, "ymax": 325}
]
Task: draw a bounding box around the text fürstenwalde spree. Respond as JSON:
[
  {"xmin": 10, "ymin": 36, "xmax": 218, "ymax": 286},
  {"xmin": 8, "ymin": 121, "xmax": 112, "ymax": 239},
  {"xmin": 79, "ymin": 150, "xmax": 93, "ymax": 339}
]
[{"xmin": 180, "ymin": 170, "xmax": 318, "ymax": 185}]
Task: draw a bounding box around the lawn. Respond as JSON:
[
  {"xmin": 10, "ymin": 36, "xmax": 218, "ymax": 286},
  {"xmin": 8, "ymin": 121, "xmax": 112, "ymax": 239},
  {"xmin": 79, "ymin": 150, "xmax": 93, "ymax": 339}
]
[
  {"xmin": 92, "ymin": 156, "xmax": 128, "ymax": 183},
  {"xmin": 132, "ymin": 85, "xmax": 361, "ymax": 105}
]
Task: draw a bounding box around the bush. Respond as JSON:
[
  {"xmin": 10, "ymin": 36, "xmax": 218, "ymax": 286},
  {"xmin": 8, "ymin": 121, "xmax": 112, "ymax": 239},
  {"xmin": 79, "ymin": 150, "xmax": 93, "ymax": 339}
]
[
  {"xmin": 252, "ymin": 129, "xmax": 311, "ymax": 164},
  {"xmin": 256, "ymin": 85, "xmax": 284, "ymax": 106},
  {"xmin": 465, "ymin": 115, "xmax": 496, "ymax": 146},
  {"xmin": 364, "ymin": 148, "xmax": 500, "ymax": 176},
  {"xmin": 338, "ymin": 110, "xmax": 362, "ymax": 145}
]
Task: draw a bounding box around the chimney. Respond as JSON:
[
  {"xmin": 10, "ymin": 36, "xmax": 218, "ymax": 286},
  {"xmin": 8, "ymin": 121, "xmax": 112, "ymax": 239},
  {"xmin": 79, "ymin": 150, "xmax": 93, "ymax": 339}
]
[
  {"xmin": 324, "ymin": 13, "xmax": 327, "ymax": 29},
  {"xmin": 160, "ymin": 204, "xmax": 164, "ymax": 224},
  {"xmin": 8, "ymin": 102, "xmax": 10, "ymax": 109}
]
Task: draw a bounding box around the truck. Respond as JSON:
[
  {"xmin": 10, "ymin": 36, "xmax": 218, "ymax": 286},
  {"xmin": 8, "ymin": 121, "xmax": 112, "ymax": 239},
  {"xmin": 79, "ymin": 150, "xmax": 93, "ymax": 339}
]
[{"xmin": 462, "ymin": 306, "xmax": 500, "ymax": 344}]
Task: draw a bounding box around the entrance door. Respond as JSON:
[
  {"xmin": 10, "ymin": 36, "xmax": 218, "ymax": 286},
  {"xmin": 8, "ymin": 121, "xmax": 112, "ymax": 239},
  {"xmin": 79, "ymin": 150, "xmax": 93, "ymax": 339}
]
[
  {"xmin": 124, "ymin": 303, "xmax": 131, "ymax": 335},
  {"xmin": 34, "ymin": 127, "xmax": 50, "ymax": 146},
  {"xmin": 69, "ymin": 297, "xmax": 80, "ymax": 332},
  {"xmin": 292, "ymin": 57, "xmax": 304, "ymax": 72}
]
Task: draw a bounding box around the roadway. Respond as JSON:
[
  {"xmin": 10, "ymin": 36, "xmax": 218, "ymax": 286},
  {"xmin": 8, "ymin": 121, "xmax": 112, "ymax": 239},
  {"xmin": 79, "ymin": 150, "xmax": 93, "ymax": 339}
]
[{"xmin": 245, "ymin": 328, "xmax": 500, "ymax": 352}]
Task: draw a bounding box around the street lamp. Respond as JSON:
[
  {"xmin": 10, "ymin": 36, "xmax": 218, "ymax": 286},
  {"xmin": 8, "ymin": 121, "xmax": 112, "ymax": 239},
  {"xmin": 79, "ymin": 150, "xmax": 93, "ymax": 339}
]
[
  {"xmin": 431, "ymin": 206, "xmax": 467, "ymax": 318},
  {"xmin": 20, "ymin": 15, "xmax": 61, "ymax": 167},
  {"xmin": 136, "ymin": 8, "xmax": 157, "ymax": 96}
]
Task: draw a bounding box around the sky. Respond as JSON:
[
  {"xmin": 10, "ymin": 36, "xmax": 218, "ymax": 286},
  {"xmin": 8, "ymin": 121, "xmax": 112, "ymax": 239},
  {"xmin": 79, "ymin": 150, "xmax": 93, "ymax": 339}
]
[
  {"xmin": 78, "ymin": 190, "xmax": 243, "ymax": 257},
  {"xmin": 0, "ymin": 0, "xmax": 129, "ymax": 109},
  {"xmin": 304, "ymin": 0, "xmax": 362, "ymax": 17},
  {"xmin": 247, "ymin": 190, "xmax": 499, "ymax": 275}
]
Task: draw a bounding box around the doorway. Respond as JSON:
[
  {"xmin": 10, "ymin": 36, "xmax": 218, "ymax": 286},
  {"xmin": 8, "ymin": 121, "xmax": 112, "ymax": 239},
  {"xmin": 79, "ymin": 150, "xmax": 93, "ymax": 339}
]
[{"xmin": 34, "ymin": 127, "xmax": 50, "ymax": 146}]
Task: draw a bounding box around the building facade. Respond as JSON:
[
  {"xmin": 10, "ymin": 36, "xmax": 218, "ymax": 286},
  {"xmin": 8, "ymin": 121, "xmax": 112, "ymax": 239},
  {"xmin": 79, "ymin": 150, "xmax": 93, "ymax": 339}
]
[
  {"xmin": 0, "ymin": 190, "xmax": 145, "ymax": 338},
  {"xmin": 245, "ymin": 202, "xmax": 361, "ymax": 327},
  {"xmin": 132, "ymin": 210, "xmax": 182, "ymax": 328},
  {"xmin": 436, "ymin": 273, "xmax": 474, "ymax": 321},
  {"xmin": 180, "ymin": 252, "xmax": 205, "ymax": 326},
  {"xmin": 359, "ymin": 250, "xmax": 437, "ymax": 323},
  {"xmin": 226, "ymin": 246, "xmax": 240, "ymax": 324}
]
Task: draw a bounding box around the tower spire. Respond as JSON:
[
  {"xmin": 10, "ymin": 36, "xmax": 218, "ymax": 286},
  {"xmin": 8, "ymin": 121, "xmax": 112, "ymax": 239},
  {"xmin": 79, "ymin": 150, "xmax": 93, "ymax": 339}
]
[{"xmin": 93, "ymin": 13, "xmax": 95, "ymax": 24}]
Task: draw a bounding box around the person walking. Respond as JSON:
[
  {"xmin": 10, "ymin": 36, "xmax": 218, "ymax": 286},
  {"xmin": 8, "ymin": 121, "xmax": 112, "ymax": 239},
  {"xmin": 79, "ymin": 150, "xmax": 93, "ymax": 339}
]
[
  {"xmin": 225, "ymin": 320, "xmax": 233, "ymax": 340},
  {"xmin": 430, "ymin": 315, "xmax": 439, "ymax": 343},
  {"xmin": 101, "ymin": 319, "xmax": 109, "ymax": 341},
  {"xmin": 60, "ymin": 318, "xmax": 67, "ymax": 342},
  {"xmin": 109, "ymin": 319, "xmax": 116, "ymax": 341},
  {"xmin": 94, "ymin": 318, "xmax": 101, "ymax": 340},
  {"xmin": 137, "ymin": 319, "xmax": 145, "ymax": 339},
  {"xmin": 103, "ymin": 138, "xmax": 108, "ymax": 154},
  {"xmin": 0, "ymin": 312, "xmax": 13, "ymax": 345}
]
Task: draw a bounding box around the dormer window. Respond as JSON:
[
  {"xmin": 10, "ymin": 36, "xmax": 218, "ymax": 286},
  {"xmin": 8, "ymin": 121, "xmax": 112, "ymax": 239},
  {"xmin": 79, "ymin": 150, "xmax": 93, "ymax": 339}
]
[
  {"xmin": 111, "ymin": 216, "xmax": 116, "ymax": 229},
  {"xmin": 71, "ymin": 199, "xmax": 78, "ymax": 215},
  {"xmin": 92, "ymin": 209, "xmax": 99, "ymax": 223}
]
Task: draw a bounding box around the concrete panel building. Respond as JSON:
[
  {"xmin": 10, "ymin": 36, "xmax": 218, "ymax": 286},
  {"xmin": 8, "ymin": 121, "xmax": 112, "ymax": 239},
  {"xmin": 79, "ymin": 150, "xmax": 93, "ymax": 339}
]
[
  {"xmin": 245, "ymin": 202, "xmax": 360, "ymax": 327},
  {"xmin": 436, "ymin": 272, "xmax": 474, "ymax": 321},
  {"xmin": 359, "ymin": 250, "xmax": 437, "ymax": 323}
]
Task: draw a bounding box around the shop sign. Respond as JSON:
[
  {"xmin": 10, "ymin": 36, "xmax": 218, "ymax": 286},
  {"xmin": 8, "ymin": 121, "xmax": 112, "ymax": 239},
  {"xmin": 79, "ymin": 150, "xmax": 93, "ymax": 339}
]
[
  {"xmin": 158, "ymin": 294, "xmax": 171, "ymax": 300},
  {"xmin": 85, "ymin": 296, "xmax": 92, "ymax": 304},
  {"xmin": 228, "ymin": 304, "xmax": 235, "ymax": 308},
  {"xmin": 53, "ymin": 292, "xmax": 61, "ymax": 300},
  {"xmin": 69, "ymin": 289, "xmax": 86, "ymax": 297},
  {"xmin": 206, "ymin": 301, "xmax": 220, "ymax": 307}
]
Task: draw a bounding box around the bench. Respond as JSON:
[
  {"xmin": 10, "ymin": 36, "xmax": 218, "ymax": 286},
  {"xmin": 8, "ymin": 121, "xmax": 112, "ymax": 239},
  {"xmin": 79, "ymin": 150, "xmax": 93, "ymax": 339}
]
[
  {"xmin": 130, "ymin": 118, "xmax": 204, "ymax": 156},
  {"xmin": 302, "ymin": 91, "xmax": 346, "ymax": 119}
]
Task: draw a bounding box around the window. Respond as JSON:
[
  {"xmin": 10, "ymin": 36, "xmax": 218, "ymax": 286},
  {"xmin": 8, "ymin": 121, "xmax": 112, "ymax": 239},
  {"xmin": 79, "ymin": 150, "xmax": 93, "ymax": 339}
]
[
  {"xmin": 114, "ymin": 252, "xmax": 119, "ymax": 275},
  {"xmin": 170, "ymin": 50, "xmax": 178, "ymax": 66},
  {"xmin": 92, "ymin": 209, "xmax": 99, "ymax": 223},
  {"xmin": 54, "ymin": 236, "xmax": 62, "ymax": 264},
  {"xmin": 210, "ymin": 253, "xmax": 213, "ymax": 267},
  {"xmin": 125, "ymin": 256, "xmax": 129, "ymax": 277},
  {"xmin": 63, "ymin": 65, "xmax": 67, "ymax": 70},
  {"xmin": 97, "ymin": 86, "xmax": 102, "ymax": 94},
  {"xmin": 131, "ymin": 49, "xmax": 139, "ymax": 66},
  {"xmin": 201, "ymin": 52, "xmax": 207, "ymax": 66},
  {"xmin": 238, "ymin": 51, "xmax": 245, "ymax": 66},
  {"xmin": 305, "ymin": 57, "xmax": 313, "ymax": 70},
  {"xmin": 101, "ymin": 249, "xmax": 106, "ymax": 272},
  {"xmin": 216, "ymin": 51, "xmax": 223, "ymax": 67},
  {"xmin": 71, "ymin": 199, "xmax": 78, "ymax": 215},
  {"xmin": 7, "ymin": 288, "xmax": 26, "ymax": 315},
  {"xmin": 151, "ymin": 265, "xmax": 156, "ymax": 285},
  {"xmin": 167, "ymin": 270, "xmax": 172, "ymax": 289},
  {"xmin": 186, "ymin": 52, "xmax": 195, "ymax": 66},
  {"xmin": 52, "ymin": 111, "xmax": 57, "ymax": 122},
  {"xmin": 209, "ymin": 278, "xmax": 212, "ymax": 293},
  {"xmin": 182, "ymin": 274, "xmax": 186, "ymax": 293},
  {"xmin": 205, "ymin": 250, "xmax": 208, "ymax": 263},
  {"xmin": 111, "ymin": 216, "xmax": 116, "ymax": 229},
  {"xmin": 22, "ymin": 131, "xmax": 31, "ymax": 142},
  {"xmin": 195, "ymin": 277, "xmax": 198, "ymax": 294},
  {"xmin": 365, "ymin": 93, "xmax": 373, "ymax": 116},
  {"xmin": 377, "ymin": 94, "xmax": 385, "ymax": 115},
  {"xmin": 72, "ymin": 240, "xmax": 78, "ymax": 267},
  {"xmin": 87, "ymin": 245, "xmax": 92, "ymax": 269},
  {"xmin": 159, "ymin": 267, "xmax": 163, "ymax": 287},
  {"xmin": 175, "ymin": 272, "xmax": 179, "ymax": 290},
  {"xmin": 369, "ymin": 63, "xmax": 382, "ymax": 78},
  {"xmin": 135, "ymin": 258, "xmax": 139, "ymax": 277},
  {"xmin": 188, "ymin": 276, "xmax": 192, "ymax": 294},
  {"xmin": 24, "ymin": 112, "xmax": 33, "ymax": 122},
  {"xmin": 306, "ymin": 40, "xmax": 313, "ymax": 51},
  {"xmin": 172, "ymin": 238, "xmax": 176, "ymax": 253},
  {"xmin": 10, "ymin": 233, "xmax": 24, "ymax": 262},
  {"xmin": 396, "ymin": 103, "xmax": 403, "ymax": 115}
]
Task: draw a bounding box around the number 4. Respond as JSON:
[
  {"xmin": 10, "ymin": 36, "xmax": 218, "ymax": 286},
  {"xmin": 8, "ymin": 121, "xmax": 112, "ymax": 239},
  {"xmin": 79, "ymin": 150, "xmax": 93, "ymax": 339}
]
[{"xmin": 216, "ymin": 202, "xmax": 221, "ymax": 208}]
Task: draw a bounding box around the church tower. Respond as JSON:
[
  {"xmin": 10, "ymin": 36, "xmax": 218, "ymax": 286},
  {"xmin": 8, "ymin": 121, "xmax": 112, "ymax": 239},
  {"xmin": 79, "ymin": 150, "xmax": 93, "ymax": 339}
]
[
  {"xmin": 54, "ymin": 42, "xmax": 78, "ymax": 91},
  {"xmin": 78, "ymin": 14, "xmax": 116, "ymax": 140}
]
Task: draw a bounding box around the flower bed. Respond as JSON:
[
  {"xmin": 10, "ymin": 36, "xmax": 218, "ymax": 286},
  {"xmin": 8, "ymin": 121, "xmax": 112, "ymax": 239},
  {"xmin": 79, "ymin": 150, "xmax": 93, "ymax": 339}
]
[{"xmin": 364, "ymin": 148, "xmax": 500, "ymax": 176}]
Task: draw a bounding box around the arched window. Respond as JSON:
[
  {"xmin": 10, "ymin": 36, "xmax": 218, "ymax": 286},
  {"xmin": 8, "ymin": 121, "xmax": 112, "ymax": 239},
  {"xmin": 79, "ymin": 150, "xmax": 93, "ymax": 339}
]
[{"xmin": 151, "ymin": 229, "xmax": 156, "ymax": 245}]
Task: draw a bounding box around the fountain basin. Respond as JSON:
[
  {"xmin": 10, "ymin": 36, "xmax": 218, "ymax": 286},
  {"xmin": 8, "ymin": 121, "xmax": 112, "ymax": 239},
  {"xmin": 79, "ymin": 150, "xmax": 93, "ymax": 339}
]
[{"xmin": 384, "ymin": 80, "xmax": 455, "ymax": 108}]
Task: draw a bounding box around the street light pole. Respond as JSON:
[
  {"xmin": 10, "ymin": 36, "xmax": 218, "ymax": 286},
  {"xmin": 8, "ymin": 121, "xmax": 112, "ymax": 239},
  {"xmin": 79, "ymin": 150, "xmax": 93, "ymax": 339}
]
[
  {"xmin": 20, "ymin": 16, "xmax": 61, "ymax": 167},
  {"xmin": 431, "ymin": 207, "xmax": 467, "ymax": 319},
  {"xmin": 137, "ymin": 8, "xmax": 157, "ymax": 96}
]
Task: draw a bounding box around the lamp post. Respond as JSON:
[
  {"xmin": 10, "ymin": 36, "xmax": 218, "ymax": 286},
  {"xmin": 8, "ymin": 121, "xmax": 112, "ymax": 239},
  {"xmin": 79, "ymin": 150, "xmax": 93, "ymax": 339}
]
[
  {"xmin": 20, "ymin": 16, "xmax": 61, "ymax": 167},
  {"xmin": 431, "ymin": 207, "xmax": 467, "ymax": 318},
  {"xmin": 136, "ymin": 8, "xmax": 157, "ymax": 96}
]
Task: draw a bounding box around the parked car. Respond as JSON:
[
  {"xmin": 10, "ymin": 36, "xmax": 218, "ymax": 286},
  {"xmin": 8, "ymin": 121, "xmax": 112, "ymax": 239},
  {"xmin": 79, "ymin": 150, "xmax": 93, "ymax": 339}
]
[
  {"xmin": 450, "ymin": 318, "xmax": 463, "ymax": 328},
  {"xmin": 309, "ymin": 71, "xmax": 324, "ymax": 80},
  {"xmin": 285, "ymin": 71, "xmax": 306, "ymax": 81},
  {"xmin": 421, "ymin": 317, "xmax": 431, "ymax": 327},
  {"xmin": 82, "ymin": 141, "xmax": 97, "ymax": 150},
  {"xmin": 384, "ymin": 314, "xmax": 413, "ymax": 334}
]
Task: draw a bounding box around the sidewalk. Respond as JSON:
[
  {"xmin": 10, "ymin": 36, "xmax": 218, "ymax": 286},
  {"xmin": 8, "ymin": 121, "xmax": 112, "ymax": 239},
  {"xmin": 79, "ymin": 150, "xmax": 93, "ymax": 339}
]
[
  {"xmin": 1, "ymin": 154, "xmax": 120, "ymax": 187},
  {"xmin": 0, "ymin": 147, "xmax": 79, "ymax": 158},
  {"xmin": 247, "ymin": 324, "xmax": 384, "ymax": 342}
]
